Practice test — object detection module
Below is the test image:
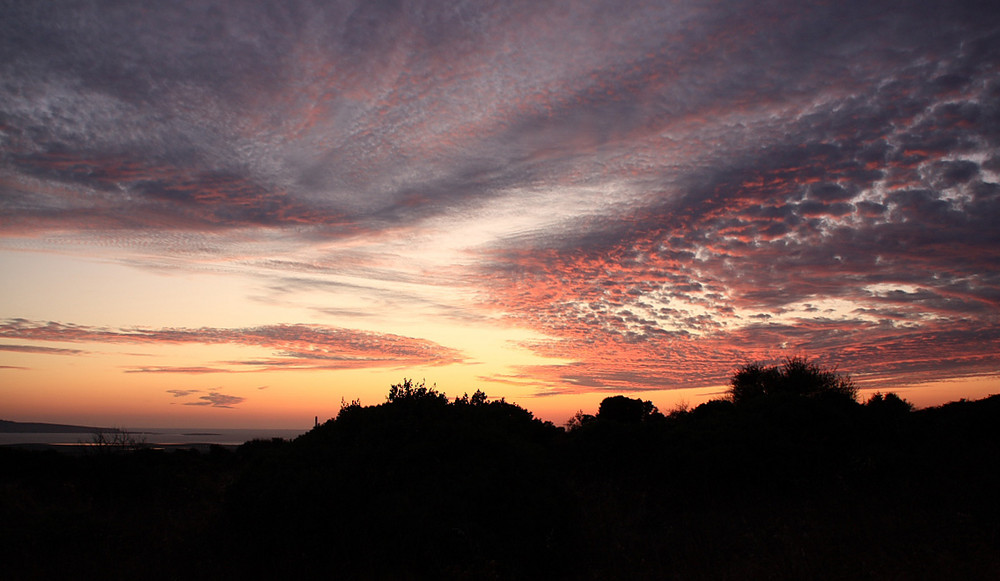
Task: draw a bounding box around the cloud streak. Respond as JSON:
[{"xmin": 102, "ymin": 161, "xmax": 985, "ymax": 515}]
[
  {"xmin": 183, "ymin": 392, "xmax": 246, "ymax": 408},
  {"xmin": 0, "ymin": 319, "xmax": 465, "ymax": 371},
  {"xmin": 166, "ymin": 388, "xmax": 245, "ymax": 408},
  {"xmin": 0, "ymin": 343, "xmax": 87, "ymax": 355}
]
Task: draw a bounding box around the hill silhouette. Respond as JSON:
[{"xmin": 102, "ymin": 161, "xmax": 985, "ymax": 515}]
[
  {"xmin": 2, "ymin": 372, "xmax": 999, "ymax": 579},
  {"xmin": 0, "ymin": 419, "xmax": 108, "ymax": 433}
]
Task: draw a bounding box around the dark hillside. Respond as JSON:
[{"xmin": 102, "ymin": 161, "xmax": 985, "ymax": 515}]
[
  {"xmin": 225, "ymin": 383, "xmax": 567, "ymax": 579},
  {"xmin": 2, "ymin": 378, "xmax": 999, "ymax": 579},
  {"xmin": 0, "ymin": 419, "xmax": 107, "ymax": 433}
]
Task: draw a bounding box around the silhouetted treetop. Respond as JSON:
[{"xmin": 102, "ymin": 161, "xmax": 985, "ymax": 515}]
[
  {"xmin": 565, "ymin": 410, "xmax": 596, "ymax": 431},
  {"xmin": 865, "ymin": 391, "xmax": 914, "ymax": 413},
  {"xmin": 454, "ymin": 389, "xmax": 489, "ymax": 406},
  {"xmin": 596, "ymin": 395, "xmax": 661, "ymax": 423},
  {"xmin": 298, "ymin": 379, "xmax": 559, "ymax": 454},
  {"xmin": 386, "ymin": 378, "xmax": 447, "ymax": 404},
  {"xmin": 730, "ymin": 357, "xmax": 858, "ymax": 405}
]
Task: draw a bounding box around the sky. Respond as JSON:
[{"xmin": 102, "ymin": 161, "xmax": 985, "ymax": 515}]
[{"xmin": 2, "ymin": 0, "xmax": 999, "ymax": 429}]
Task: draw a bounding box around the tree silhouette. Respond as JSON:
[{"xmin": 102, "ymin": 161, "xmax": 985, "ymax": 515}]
[
  {"xmin": 729, "ymin": 356, "xmax": 857, "ymax": 405},
  {"xmin": 565, "ymin": 410, "xmax": 596, "ymax": 431},
  {"xmin": 454, "ymin": 389, "xmax": 489, "ymax": 406},
  {"xmin": 385, "ymin": 377, "xmax": 447, "ymax": 403},
  {"xmin": 865, "ymin": 391, "xmax": 914, "ymax": 413},
  {"xmin": 87, "ymin": 427, "xmax": 146, "ymax": 453},
  {"xmin": 596, "ymin": 395, "xmax": 660, "ymax": 423}
]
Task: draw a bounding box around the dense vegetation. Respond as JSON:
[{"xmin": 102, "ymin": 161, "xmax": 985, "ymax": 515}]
[{"xmin": 3, "ymin": 366, "xmax": 999, "ymax": 580}]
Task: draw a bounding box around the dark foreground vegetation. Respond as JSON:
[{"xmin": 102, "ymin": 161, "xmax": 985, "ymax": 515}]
[{"xmin": 3, "ymin": 360, "xmax": 999, "ymax": 580}]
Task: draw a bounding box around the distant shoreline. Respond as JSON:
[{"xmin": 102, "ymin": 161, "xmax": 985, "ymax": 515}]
[
  {"xmin": 1, "ymin": 441, "xmax": 242, "ymax": 455},
  {"xmin": 0, "ymin": 419, "xmax": 108, "ymax": 434},
  {"xmin": 0, "ymin": 424, "xmax": 310, "ymax": 451}
]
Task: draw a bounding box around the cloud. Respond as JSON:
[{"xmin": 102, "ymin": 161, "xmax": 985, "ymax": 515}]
[
  {"xmin": 471, "ymin": 35, "xmax": 1000, "ymax": 393},
  {"xmin": 1, "ymin": 1, "xmax": 998, "ymax": 399},
  {"xmin": 136, "ymin": 368, "xmax": 231, "ymax": 374},
  {"xmin": 168, "ymin": 388, "xmax": 244, "ymax": 408},
  {"xmin": 0, "ymin": 319, "xmax": 465, "ymax": 371},
  {"xmin": 182, "ymin": 392, "xmax": 246, "ymax": 408},
  {"xmin": 0, "ymin": 343, "xmax": 87, "ymax": 355},
  {"xmin": 8, "ymin": 0, "xmax": 983, "ymax": 239}
]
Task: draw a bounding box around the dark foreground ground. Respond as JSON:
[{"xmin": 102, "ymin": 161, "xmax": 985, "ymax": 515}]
[{"xmin": 3, "ymin": 393, "xmax": 999, "ymax": 580}]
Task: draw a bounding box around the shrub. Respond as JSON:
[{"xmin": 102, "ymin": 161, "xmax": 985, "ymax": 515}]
[{"xmin": 730, "ymin": 357, "xmax": 857, "ymax": 405}]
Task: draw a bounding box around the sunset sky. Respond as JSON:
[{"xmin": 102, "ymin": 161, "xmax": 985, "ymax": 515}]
[{"xmin": 2, "ymin": 0, "xmax": 999, "ymax": 429}]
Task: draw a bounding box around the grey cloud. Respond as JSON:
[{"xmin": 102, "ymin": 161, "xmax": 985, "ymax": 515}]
[
  {"xmin": 0, "ymin": 343, "xmax": 87, "ymax": 355},
  {"xmin": 808, "ymin": 183, "xmax": 853, "ymax": 202},
  {"xmin": 855, "ymin": 201, "xmax": 887, "ymax": 217},
  {"xmin": 931, "ymin": 160, "xmax": 980, "ymax": 188},
  {"xmin": 3, "ymin": 0, "xmax": 994, "ymax": 240},
  {"xmin": 183, "ymin": 392, "xmax": 246, "ymax": 408}
]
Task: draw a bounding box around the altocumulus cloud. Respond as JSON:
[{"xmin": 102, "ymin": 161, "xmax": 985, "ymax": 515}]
[{"xmin": 1, "ymin": 0, "xmax": 998, "ymax": 395}]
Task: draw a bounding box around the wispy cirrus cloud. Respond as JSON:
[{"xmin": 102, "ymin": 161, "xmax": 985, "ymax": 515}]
[
  {"xmin": 133, "ymin": 367, "xmax": 233, "ymax": 375},
  {"xmin": 0, "ymin": 343, "xmax": 88, "ymax": 355},
  {"xmin": 0, "ymin": 319, "xmax": 465, "ymax": 372}
]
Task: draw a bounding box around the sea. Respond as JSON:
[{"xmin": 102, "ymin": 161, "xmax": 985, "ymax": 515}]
[{"xmin": 0, "ymin": 427, "xmax": 310, "ymax": 449}]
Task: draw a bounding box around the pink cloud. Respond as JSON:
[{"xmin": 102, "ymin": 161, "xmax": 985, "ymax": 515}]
[
  {"xmin": 0, "ymin": 319, "xmax": 465, "ymax": 372},
  {"xmin": 0, "ymin": 343, "xmax": 88, "ymax": 355}
]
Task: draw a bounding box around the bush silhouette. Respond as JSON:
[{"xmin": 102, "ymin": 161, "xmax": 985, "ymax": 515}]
[
  {"xmin": 729, "ymin": 356, "xmax": 858, "ymax": 405},
  {"xmin": 386, "ymin": 377, "xmax": 448, "ymax": 404},
  {"xmin": 596, "ymin": 395, "xmax": 660, "ymax": 423},
  {"xmin": 865, "ymin": 391, "xmax": 913, "ymax": 413}
]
